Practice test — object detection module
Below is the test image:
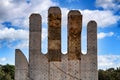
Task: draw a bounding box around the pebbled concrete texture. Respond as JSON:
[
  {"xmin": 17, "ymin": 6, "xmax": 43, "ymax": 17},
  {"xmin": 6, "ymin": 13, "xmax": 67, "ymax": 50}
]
[
  {"xmin": 15, "ymin": 49, "xmax": 28, "ymax": 80},
  {"xmin": 15, "ymin": 6, "xmax": 98, "ymax": 80}
]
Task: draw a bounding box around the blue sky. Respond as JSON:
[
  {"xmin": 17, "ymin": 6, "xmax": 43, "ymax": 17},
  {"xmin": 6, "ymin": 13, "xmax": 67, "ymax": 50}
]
[{"xmin": 0, "ymin": 0, "xmax": 120, "ymax": 69}]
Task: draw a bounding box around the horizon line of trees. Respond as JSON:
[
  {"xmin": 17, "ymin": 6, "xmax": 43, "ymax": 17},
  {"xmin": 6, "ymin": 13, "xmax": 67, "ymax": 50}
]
[
  {"xmin": 0, "ymin": 64, "xmax": 120, "ymax": 80},
  {"xmin": 99, "ymin": 67, "xmax": 120, "ymax": 80}
]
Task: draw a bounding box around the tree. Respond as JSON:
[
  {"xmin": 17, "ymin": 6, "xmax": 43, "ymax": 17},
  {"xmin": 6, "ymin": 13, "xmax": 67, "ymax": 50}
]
[
  {"xmin": 0, "ymin": 64, "xmax": 15, "ymax": 80},
  {"xmin": 99, "ymin": 67, "xmax": 120, "ymax": 80}
]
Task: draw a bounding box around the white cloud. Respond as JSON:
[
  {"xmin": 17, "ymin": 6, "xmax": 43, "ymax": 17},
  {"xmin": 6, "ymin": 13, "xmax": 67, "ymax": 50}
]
[
  {"xmin": 97, "ymin": 32, "xmax": 114, "ymax": 39},
  {"xmin": 12, "ymin": 40, "xmax": 29, "ymax": 49},
  {"xmin": 14, "ymin": 28, "xmax": 48, "ymax": 49},
  {"xmin": 0, "ymin": 0, "xmax": 57, "ymax": 28},
  {"xmin": 81, "ymin": 10, "xmax": 120, "ymax": 27},
  {"xmin": 0, "ymin": 27, "xmax": 48, "ymax": 49},
  {"xmin": 0, "ymin": 0, "xmax": 119, "ymax": 50},
  {"xmin": 0, "ymin": 27, "xmax": 28, "ymax": 41},
  {"xmin": 0, "ymin": 27, "xmax": 29, "ymax": 49},
  {"xmin": 96, "ymin": 0, "xmax": 120, "ymax": 11},
  {"xmin": 61, "ymin": 8, "xmax": 69, "ymax": 27},
  {"xmin": 0, "ymin": 0, "xmax": 28, "ymax": 21},
  {"xmin": 96, "ymin": 0, "xmax": 115, "ymax": 9},
  {"xmin": 1, "ymin": 0, "xmax": 119, "ymax": 29},
  {"xmin": 0, "ymin": 57, "xmax": 7, "ymax": 63},
  {"xmin": 0, "ymin": 0, "xmax": 119, "ymax": 28},
  {"xmin": 60, "ymin": 8, "xmax": 120, "ymax": 28},
  {"xmin": 98, "ymin": 55, "xmax": 120, "ymax": 69}
]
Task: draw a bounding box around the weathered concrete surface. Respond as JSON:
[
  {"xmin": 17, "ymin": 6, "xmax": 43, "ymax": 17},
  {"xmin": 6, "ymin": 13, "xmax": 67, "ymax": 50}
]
[
  {"xmin": 15, "ymin": 49, "xmax": 28, "ymax": 80},
  {"xmin": 67, "ymin": 10, "xmax": 82, "ymax": 80},
  {"xmin": 15, "ymin": 6, "xmax": 98, "ymax": 80},
  {"xmin": 68, "ymin": 10, "xmax": 82, "ymax": 60},
  {"xmin": 87, "ymin": 21, "xmax": 98, "ymax": 80},
  {"xmin": 81, "ymin": 21, "xmax": 98, "ymax": 80},
  {"xmin": 29, "ymin": 14, "xmax": 49, "ymax": 80},
  {"xmin": 48, "ymin": 7, "xmax": 61, "ymax": 61}
]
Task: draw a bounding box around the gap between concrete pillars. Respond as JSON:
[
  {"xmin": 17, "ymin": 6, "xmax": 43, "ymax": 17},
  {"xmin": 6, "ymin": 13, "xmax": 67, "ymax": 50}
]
[
  {"xmin": 68, "ymin": 10, "xmax": 82, "ymax": 60},
  {"xmin": 48, "ymin": 7, "xmax": 61, "ymax": 62}
]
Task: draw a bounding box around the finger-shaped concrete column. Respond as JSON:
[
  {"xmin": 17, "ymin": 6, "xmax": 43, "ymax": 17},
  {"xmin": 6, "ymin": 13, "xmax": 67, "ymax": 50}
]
[
  {"xmin": 48, "ymin": 7, "xmax": 61, "ymax": 61},
  {"xmin": 29, "ymin": 14, "xmax": 41, "ymax": 65},
  {"xmin": 86, "ymin": 21, "xmax": 98, "ymax": 80},
  {"xmin": 87, "ymin": 21, "xmax": 97, "ymax": 54},
  {"xmin": 29, "ymin": 14, "xmax": 41, "ymax": 51},
  {"xmin": 29, "ymin": 14, "xmax": 42, "ymax": 80},
  {"xmin": 68, "ymin": 10, "xmax": 82, "ymax": 60}
]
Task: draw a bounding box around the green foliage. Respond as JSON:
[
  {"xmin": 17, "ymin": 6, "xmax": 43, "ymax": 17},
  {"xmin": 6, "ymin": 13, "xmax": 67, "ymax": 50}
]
[
  {"xmin": 0, "ymin": 64, "xmax": 14, "ymax": 80},
  {"xmin": 99, "ymin": 67, "xmax": 120, "ymax": 80}
]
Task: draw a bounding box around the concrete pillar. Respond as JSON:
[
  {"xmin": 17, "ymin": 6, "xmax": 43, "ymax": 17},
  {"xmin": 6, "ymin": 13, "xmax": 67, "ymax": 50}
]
[
  {"xmin": 29, "ymin": 14, "xmax": 49, "ymax": 80},
  {"xmin": 48, "ymin": 7, "xmax": 62, "ymax": 80},
  {"xmin": 15, "ymin": 6, "xmax": 98, "ymax": 80},
  {"xmin": 87, "ymin": 21, "xmax": 97, "ymax": 54},
  {"xmin": 29, "ymin": 14, "xmax": 41, "ymax": 51},
  {"xmin": 81, "ymin": 21, "xmax": 97, "ymax": 80},
  {"xmin": 15, "ymin": 49, "xmax": 28, "ymax": 80},
  {"xmin": 48, "ymin": 7, "xmax": 61, "ymax": 61},
  {"xmin": 87, "ymin": 21, "xmax": 98, "ymax": 80},
  {"xmin": 68, "ymin": 10, "xmax": 82, "ymax": 60},
  {"xmin": 67, "ymin": 10, "xmax": 82, "ymax": 80}
]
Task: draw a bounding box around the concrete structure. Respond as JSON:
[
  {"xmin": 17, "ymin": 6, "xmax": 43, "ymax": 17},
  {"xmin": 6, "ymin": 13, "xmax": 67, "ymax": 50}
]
[{"xmin": 15, "ymin": 7, "xmax": 98, "ymax": 80}]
